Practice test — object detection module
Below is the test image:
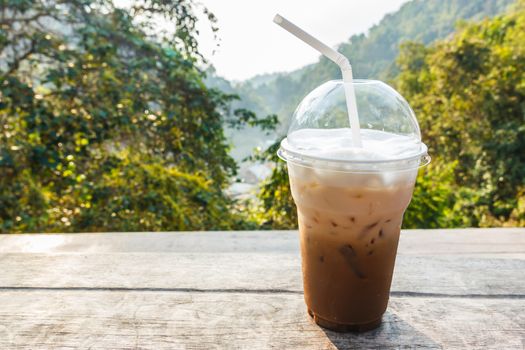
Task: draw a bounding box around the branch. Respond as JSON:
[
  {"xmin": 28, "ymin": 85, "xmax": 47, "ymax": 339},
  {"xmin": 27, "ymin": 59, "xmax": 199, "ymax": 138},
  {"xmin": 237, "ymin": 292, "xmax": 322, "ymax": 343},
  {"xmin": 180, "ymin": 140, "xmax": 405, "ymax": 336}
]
[
  {"xmin": 0, "ymin": 12, "xmax": 50, "ymax": 25},
  {"xmin": 1, "ymin": 39, "xmax": 36, "ymax": 78}
]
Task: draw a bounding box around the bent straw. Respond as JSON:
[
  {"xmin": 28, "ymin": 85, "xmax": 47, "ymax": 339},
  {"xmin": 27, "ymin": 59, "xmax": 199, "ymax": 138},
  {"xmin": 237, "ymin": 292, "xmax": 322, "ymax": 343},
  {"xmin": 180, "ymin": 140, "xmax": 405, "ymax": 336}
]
[{"xmin": 273, "ymin": 14, "xmax": 362, "ymax": 147}]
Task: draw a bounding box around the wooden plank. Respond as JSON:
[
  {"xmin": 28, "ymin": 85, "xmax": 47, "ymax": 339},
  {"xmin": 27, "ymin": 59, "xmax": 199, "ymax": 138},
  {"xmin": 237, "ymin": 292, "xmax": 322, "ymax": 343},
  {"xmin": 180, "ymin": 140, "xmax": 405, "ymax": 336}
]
[
  {"xmin": 0, "ymin": 228, "xmax": 524, "ymax": 255},
  {"xmin": 399, "ymin": 228, "xmax": 525, "ymax": 257},
  {"xmin": 0, "ymin": 290, "xmax": 522, "ymax": 349},
  {"xmin": 0, "ymin": 231, "xmax": 298, "ymax": 253},
  {"xmin": 0, "ymin": 230, "xmax": 523, "ymax": 348},
  {"xmin": 0, "ymin": 252, "xmax": 524, "ymax": 296}
]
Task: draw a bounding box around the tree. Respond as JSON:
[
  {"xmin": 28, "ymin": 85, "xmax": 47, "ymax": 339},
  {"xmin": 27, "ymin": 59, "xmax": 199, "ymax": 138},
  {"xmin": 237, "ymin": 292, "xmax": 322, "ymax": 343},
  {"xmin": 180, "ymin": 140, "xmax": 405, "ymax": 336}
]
[
  {"xmin": 249, "ymin": 142, "xmax": 297, "ymax": 229},
  {"xmin": 0, "ymin": 0, "xmax": 270, "ymax": 232},
  {"xmin": 396, "ymin": 0, "xmax": 525, "ymax": 226}
]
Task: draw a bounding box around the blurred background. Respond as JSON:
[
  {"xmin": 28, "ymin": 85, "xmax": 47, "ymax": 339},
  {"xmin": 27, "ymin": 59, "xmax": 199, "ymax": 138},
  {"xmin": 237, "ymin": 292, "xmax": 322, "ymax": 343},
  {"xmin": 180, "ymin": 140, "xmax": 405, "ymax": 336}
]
[{"xmin": 1, "ymin": 0, "xmax": 523, "ymax": 233}]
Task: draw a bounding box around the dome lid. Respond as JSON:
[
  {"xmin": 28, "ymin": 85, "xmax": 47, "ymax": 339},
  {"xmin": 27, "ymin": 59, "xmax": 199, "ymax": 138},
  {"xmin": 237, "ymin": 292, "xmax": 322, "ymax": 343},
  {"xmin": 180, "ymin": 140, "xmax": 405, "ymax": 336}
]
[{"xmin": 278, "ymin": 79, "xmax": 429, "ymax": 171}]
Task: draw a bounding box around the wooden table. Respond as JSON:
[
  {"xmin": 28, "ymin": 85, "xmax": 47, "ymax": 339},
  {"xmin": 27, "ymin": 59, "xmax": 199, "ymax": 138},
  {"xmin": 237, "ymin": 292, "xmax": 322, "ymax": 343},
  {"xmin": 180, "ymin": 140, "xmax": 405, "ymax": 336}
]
[{"xmin": 0, "ymin": 228, "xmax": 523, "ymax": 349}]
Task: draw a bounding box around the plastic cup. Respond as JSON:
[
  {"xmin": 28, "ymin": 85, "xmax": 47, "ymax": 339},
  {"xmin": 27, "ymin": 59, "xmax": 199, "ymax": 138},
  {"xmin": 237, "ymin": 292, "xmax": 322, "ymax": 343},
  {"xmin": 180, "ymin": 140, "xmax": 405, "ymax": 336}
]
[{"xmin": 278, "ymin": 79, "xmax": 429, "ymax": 332}]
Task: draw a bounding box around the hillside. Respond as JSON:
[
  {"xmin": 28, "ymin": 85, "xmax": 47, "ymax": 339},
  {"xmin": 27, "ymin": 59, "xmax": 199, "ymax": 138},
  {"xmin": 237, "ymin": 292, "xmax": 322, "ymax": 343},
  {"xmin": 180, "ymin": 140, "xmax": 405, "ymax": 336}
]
[{"xmin": 208, "ymin": 0, "xmax": 514, "ymax": 162}]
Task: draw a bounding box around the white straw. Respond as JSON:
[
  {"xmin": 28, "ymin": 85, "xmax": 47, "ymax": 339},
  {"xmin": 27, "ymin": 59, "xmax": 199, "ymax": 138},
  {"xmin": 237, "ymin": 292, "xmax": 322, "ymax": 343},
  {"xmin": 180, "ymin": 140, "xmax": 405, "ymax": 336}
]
[{"xmin": 273, "ymin": 14, "xmax": 362, "ymax": 148}]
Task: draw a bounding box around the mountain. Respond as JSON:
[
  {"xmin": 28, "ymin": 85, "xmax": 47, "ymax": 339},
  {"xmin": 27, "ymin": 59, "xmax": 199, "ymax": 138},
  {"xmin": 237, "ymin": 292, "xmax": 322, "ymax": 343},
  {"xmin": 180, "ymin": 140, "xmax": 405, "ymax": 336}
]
[{"xmin": 208, "ymin": 0, "xmax": 514, "ymax": 164}]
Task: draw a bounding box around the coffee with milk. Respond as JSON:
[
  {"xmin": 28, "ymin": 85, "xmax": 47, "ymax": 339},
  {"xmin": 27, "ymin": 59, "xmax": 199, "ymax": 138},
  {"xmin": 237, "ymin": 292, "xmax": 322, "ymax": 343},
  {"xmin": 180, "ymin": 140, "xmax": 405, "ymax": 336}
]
[{"xmin": 278, "ymin": 79, "xmax": 429, "ymax": 332}]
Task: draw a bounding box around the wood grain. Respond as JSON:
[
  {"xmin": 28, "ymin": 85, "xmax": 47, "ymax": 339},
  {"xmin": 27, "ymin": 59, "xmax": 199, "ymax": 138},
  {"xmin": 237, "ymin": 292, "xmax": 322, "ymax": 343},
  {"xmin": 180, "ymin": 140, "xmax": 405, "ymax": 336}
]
[
  {"xmin": 0, "ymin": 229, "xmax": 523, "ymax": 349},
  {"xmin": 0, "ymin": 291, "xmax": 523, "ymax": 349},
  {"xmin": 0, "ymin": 252, "xmax": 524, "ymax": 296},
  {"xmin": 0, "ymin": 228, "xmax": 524, "ymax": 255}
]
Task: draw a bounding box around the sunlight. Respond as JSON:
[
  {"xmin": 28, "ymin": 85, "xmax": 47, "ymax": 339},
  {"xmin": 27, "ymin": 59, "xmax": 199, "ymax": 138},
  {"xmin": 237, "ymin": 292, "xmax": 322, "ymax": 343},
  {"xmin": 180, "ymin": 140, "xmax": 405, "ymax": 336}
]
[{"xmin": 17, "ymin": 235, "xmax": 67, "ymax": 253}]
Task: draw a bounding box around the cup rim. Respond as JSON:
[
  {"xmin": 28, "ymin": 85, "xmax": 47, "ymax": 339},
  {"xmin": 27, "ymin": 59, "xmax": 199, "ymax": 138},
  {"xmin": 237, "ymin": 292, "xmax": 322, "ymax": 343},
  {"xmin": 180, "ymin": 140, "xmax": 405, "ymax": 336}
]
[{"xmin": 278, "ymin": 138, "xmax": 430, "ymax": 172}]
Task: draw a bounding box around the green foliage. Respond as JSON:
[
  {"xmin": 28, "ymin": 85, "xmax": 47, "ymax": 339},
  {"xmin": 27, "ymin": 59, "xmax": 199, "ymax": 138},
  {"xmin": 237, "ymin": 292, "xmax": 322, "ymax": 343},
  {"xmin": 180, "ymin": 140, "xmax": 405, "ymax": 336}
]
[
  {"xmin": 72, "ymin": 153, "xmax": 247, "ymax": 231},
  {"xmin": 248, "ymin": 141, "xmax": 297, "ymax": 229},
  {"xmin": 403, "ymin": 161, "xmax": 459, "ymax": 228},
  {"xmin": 227, "ymin": 109, "xmax": 278, "ymax": 132},
  {"xmin": 397, "ymin": 0, "xmax": 525, "ymax": 227},
  {"xmin": 0, "ymin": 0, "xmax": 255, "ymax": 232},
  {"xmin": 2, "ymin": 0, "xmax": 523, "ymax": 232}
]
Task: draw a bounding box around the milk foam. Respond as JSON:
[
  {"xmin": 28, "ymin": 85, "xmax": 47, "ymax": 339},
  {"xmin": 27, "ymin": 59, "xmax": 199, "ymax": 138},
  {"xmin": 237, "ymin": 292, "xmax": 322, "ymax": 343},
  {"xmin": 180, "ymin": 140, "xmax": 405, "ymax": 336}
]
[
  {"xmin": 286, "ymin": 128, "xmax": 424, "ymax": 162},
  {"xmin": 281, "ymin": 128, "xmax": 427, "ymax": 187}
]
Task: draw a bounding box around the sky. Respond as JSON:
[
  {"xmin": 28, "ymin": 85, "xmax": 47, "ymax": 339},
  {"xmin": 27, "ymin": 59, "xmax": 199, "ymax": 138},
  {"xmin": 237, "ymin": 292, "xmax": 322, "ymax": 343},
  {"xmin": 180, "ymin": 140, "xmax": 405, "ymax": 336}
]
[{"xmin": 195, "ymin": 0, "xmax": 409, "ymax": 81}]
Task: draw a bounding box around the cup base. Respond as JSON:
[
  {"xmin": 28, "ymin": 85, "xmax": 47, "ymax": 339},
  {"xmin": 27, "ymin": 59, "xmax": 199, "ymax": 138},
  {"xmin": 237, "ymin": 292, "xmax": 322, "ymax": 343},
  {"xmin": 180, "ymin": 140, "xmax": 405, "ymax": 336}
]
[{"xmin": 308, "ymin": 309, "xmax": 382, "ymax": 333}]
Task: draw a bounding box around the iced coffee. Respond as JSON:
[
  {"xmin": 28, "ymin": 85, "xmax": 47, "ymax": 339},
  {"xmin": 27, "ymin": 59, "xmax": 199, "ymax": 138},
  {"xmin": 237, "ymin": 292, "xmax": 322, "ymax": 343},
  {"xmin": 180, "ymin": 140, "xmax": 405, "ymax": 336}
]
[
  {"xmin": 288, "ymin": 160, "xmax": 417, "ymax": 331},
  {"xmin": 277, "ymin": 78, "xmax": 429, "ymax": 332}
]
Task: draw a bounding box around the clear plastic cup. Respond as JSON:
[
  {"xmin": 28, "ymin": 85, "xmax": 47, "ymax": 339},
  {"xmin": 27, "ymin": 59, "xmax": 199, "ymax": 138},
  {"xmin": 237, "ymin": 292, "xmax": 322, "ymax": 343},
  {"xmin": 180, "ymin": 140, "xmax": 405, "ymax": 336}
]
[{"xmin": 278, "ymin": 79, "xmax": 430, "ymax": 332}]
